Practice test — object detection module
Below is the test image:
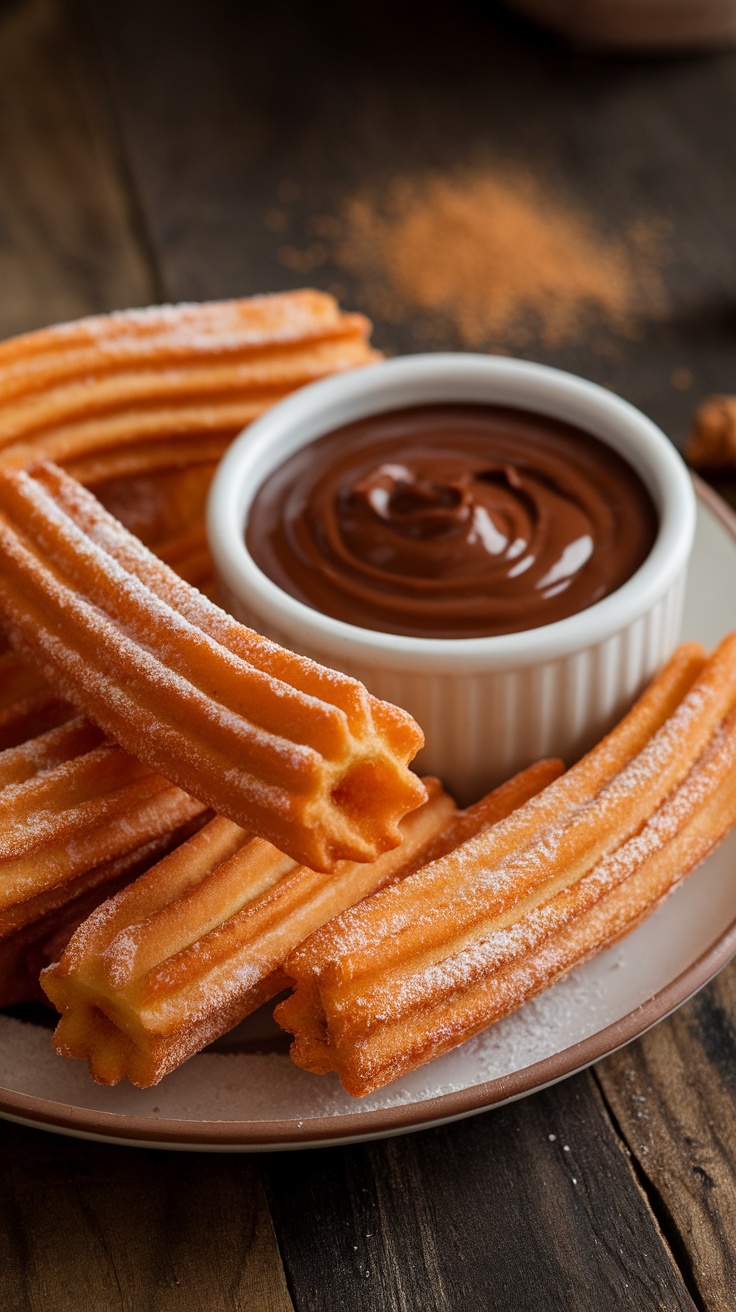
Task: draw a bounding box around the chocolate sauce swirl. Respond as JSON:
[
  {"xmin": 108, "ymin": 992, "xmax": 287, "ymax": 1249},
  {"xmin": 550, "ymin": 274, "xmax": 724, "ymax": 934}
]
[{"xmin": 246, "ymin": 404, "xmax": 658, "ymax": 639}]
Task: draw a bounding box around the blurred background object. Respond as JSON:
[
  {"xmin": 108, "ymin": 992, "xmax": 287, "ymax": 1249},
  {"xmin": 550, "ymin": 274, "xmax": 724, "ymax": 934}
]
[{"xmin": 506, "ymin": 0, "xmax": 736, "ymax": 49}]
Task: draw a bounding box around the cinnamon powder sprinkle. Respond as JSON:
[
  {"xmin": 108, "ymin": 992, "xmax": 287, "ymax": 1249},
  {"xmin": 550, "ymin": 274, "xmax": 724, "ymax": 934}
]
[{"xmin": 331, "ymin": 170, "xmax": 668, "ymax": 348}]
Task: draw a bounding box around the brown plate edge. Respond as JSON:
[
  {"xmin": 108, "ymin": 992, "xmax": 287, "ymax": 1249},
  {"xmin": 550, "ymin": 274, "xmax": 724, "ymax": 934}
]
[{"xmin": 0, "ymin": 472, "xmax": 733, "ymax": 1151}]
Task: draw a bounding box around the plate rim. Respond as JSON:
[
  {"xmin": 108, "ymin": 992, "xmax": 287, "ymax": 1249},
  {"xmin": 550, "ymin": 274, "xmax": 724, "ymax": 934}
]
[{"xmin": 1, "ymin": 472, "xmax": 734, "ymax": 1150}]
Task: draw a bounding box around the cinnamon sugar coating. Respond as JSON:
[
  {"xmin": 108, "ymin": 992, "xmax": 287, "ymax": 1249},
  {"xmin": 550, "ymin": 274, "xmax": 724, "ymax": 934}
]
[
  {"xmin": 0, "ymin": 676, "xmax": 209, "ymax": 1007},
  {"xmin": 0, "ymin": 289, "xmax": 380, "ymax": 597},
  {"xmin": 41, "ymin": 767, "xmax": 561, "ymax": 1088},
  {"xmin": 0, "ymin": 462, "xmax": 425, "ymax": 870},
  {"xmin": 276, "ymin": 640, "xmax": 736, "ymax": 1096}
]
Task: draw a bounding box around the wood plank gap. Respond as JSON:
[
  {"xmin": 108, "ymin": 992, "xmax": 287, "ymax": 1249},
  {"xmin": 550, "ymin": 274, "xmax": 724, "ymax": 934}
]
[
  {"xmin": 592, "ymin": 1064, "xmax": 705, "ymax": 1312},
  {"xmin": 595, "ymin": 971, "xmax": 736, "ymax": 1311},
  {"xmin": 263, "ymin": 1071, "xmax": 698, "ymax": 1311},
  {"xmin": 0, "ymin": 1120, "xmax": 297, "ymax": 1311}
]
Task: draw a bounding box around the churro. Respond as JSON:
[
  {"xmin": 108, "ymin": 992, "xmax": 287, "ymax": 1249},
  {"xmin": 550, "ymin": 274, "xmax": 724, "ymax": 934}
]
[
  {"xmin": 0, "ymin": 650, "xmax": 72, "ymax": 751},
  {"xmin": 0, "ymin": 291, "xmax": 379, "ymax": 562},
  {"xmin": 277, "ymin": 639, "xmax": 736, "ymax": 1096},
  {"xmin": 42, "ymin": 764, "xmax": 561, "ymax": 1086},
  {"xmin": 0, "ymin": 713, "xmax": 103, "ymax": 789},
  {"xmin": 0, "ymin": 292, "xmax": 378, "ymax": 472},
  {"xmin": 0, "ymin": 462, "xmax": 425, "ymax": 869},
  {"xmin": 0, "ymin": 735, "xmax": 207, "ymax": 925},
  {"xmin": 0, "ymin": 821, "xmax": 208, "ymax": 1008},
  {"xmin": 65, "ymin": 439, "xmax": 227, "ymax": 488},
  {"xmin": 0, "ymin": 291, "xmax": 370, "ymax": 386}
]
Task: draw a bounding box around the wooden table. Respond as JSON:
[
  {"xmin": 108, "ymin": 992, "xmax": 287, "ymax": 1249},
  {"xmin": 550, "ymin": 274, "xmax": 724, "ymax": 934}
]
[{"xmin": 2, "ymin": 2, "xmax": 736, "ymax": 1307}]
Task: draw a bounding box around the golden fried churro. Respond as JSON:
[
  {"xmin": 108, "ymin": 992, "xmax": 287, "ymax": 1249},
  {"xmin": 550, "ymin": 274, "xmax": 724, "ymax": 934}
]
[
  {"xmin": 0, "ymin": 651, "xmax": 73, "ymax": 751},
  {"xmin": 0, "ymin": 291, "xmax": 370, "ymax": 386},
  {"xmin": 40, "ymin": 764, "xmax": 559, "ymax": 1088},
  {"xmin": 65, "ymin": 438, "xmax": 227, "ymax": 488},
  {"xmin": 0, "ymin": 292, "xmax": 378, "ymax": 472},
  {"xmin": 0, "ymin": 462, "xmax": 425, "ymax": 869},
  {"xmin": 42, "ymin": 778, "xmax": 462, "ymax": 1085},
  {"xmin": 277, "ymin": 639, "xmax": 736, "ymax": 1096},
  {"xmin": 0, "ymin": 737, "xmax": 207, "ymax": 922},
  {"xmin": 0, "ymin": 820, "xmax": 208, "ymax": 1007},
  {"xmin": 0, "ymin": 714, "xmax": 103, "ymax": 789}
]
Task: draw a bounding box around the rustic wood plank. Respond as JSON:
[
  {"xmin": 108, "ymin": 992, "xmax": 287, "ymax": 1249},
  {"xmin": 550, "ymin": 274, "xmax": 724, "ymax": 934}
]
[
  {"xmin": 264, "ymin": 1070, "xmax": 696, "ymax": 1312},
  {"xmin": 0, "ymin": 1120, "xmax": 294, "ymax": 1312},
  {"xmin": 0, "ymin": 0, "xmax": 156, "ymax": 339},
  {"xmin": 92, "ymin": 0, "xmax": 736, "ymax": 448},
  {"xmin": 596, "ymin": 957, "xmax": 736, "ymax": 1312}
]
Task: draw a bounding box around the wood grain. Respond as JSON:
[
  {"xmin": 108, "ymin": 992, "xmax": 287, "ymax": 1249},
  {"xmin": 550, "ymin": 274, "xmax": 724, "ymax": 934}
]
[
  {"xmin": 0, "ymin": 1120, "xmax": 294, "ymax": 1312},
  {"xmin": 264, "ymin": 1071, "xmax": 696, "ymax": 1312},
  {"xmin": 596, "ymin": 956, "xmax": 736, "ymax": 1312},
  {"xmin": 0, "ymin": 0, "xmax": 155, "ymax": 339}
]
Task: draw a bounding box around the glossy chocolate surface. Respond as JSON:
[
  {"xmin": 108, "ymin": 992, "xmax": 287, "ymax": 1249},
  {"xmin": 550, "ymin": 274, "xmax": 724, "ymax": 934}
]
[{"xmin": 246, "ymin": 404, "xmax": 658, "ymax": 639}]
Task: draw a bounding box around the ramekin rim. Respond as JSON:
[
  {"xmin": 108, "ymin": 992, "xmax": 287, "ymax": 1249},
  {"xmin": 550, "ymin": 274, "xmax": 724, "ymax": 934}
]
[{"xmin": 207, "ymin": 353, "xmax": 695, "ymax": 671}]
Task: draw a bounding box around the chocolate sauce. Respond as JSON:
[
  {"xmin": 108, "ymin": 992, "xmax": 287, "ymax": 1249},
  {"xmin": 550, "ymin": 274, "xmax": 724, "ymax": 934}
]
[{"xmin": 246, "ymin": 404, "xmax": 658, "ymax": 639}]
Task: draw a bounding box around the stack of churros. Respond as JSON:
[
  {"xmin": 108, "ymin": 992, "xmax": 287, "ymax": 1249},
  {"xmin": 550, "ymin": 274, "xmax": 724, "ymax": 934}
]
[
  {"xmin": 0, "ymin": 291, "xmax": 377, "ymax": 475},
  {"xmin": 0, "ymin": 734, "xmax": 205, "ymax": 925},
  {"xmin": 41, "ymin": 763, "xmax": 560, "ymax": 1086},
  {"xmin": 0, "ymin": 684, "xmax": 208, "ymax": 1007},
  {"xmin": 274, "ymin": 639, "xmax": 736, "ymax": 1095},
  {"xmin": 0, "ymin": 829, "xmax": 204, "ymax": 1009},
  {"xmin": 2, "ymin": 292, "xmax": 736, "ymax": 1103},
  {"xmin": 0, "ymin": 289, "xmax": 389, "ymax": 1007},
  {"xmin": 0, "ymin": 460, "xmax": 425, "ymax": 869},
  {"xmin": 0, "ymin": 290, "xmax": 379, "ymax": 592}
]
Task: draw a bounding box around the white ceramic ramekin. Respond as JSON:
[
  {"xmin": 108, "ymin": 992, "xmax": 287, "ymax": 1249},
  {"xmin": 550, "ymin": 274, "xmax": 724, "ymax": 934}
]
[{"xmin": 207, "ymin": 355, "xmax": 695, "ymax": 802}]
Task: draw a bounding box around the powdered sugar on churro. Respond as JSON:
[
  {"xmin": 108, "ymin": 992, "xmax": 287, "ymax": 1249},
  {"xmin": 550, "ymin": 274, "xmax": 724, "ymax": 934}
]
[
  {"xmin": 49, "ymin": 468, "xmax": 379, "ymax": 730},
  {"xmin": 0, "ymin": 460, "xmax": 425, "ymax": 866},
  {"xmin": 327, "ymin": 648, "xmax": 730, "ymax": 968},
  {"xmin": 0, "ymin": 291, "xmax": 349, "ymax": 362},
  {"xmin": 40, "ymin": 788, "xmax": 453, "ymax": 1086},
  {"xmin": 357, "ymin": 715, "xmax": 736, "ymax": 1022},
  {"xmin": 278, "ymin": 638, "xmax": 736, "ymax": 1096},
  {"xmin": 29, "ymin": 465, "xmax": 396, "ymax": 753}
]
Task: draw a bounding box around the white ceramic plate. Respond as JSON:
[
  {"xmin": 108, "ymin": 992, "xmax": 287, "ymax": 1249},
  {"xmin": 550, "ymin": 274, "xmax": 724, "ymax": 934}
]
[{"xmin": 1, "ymin": 477, "xmax": 735, "ymax": 1152}]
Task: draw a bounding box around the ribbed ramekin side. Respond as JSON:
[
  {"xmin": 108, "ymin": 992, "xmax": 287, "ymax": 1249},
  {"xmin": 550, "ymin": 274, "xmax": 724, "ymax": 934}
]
[{"xmin": 222, "ymin": 571, "xmax": 687, "ymax": 806}]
